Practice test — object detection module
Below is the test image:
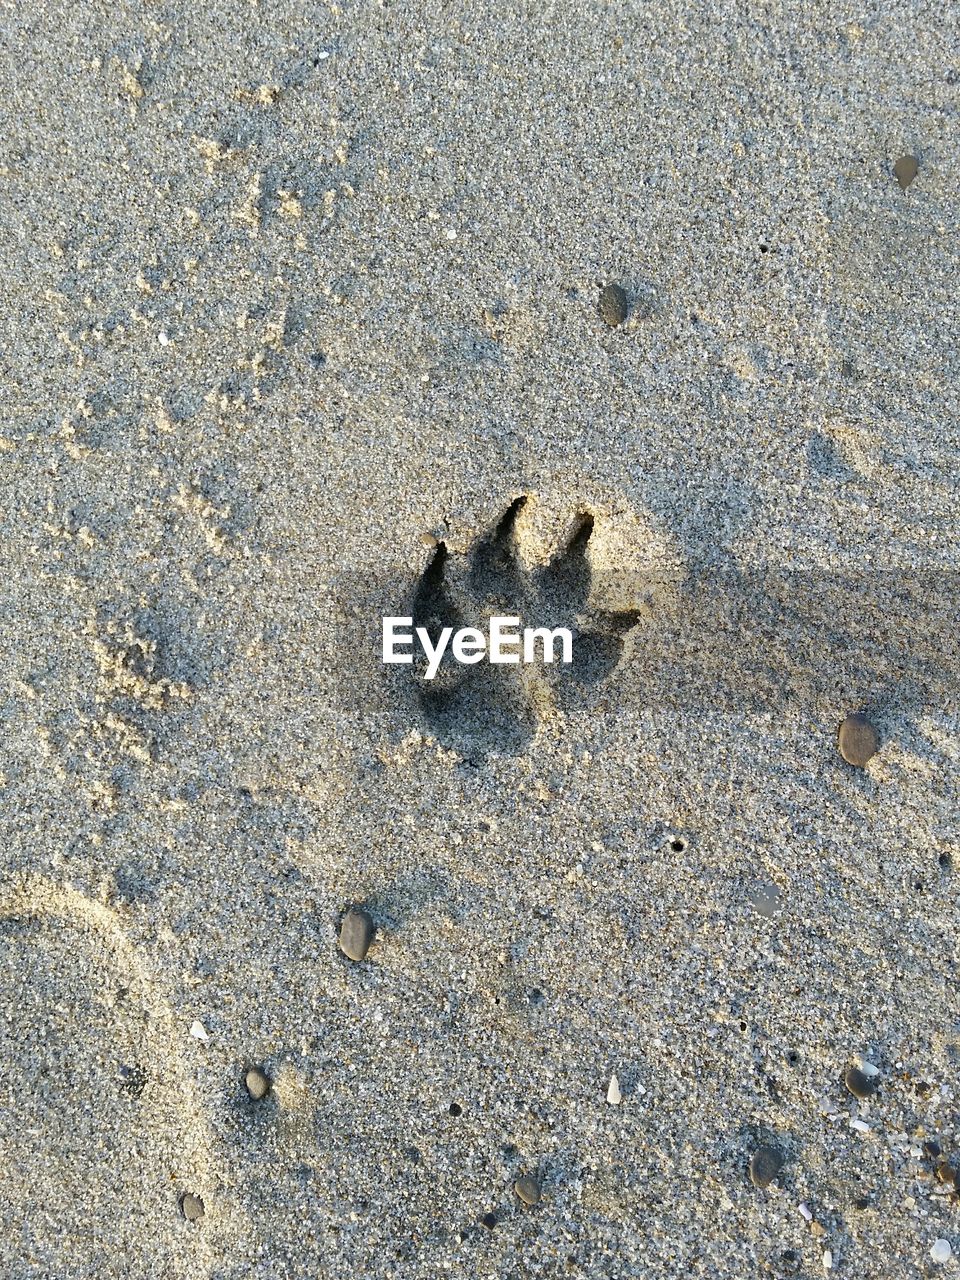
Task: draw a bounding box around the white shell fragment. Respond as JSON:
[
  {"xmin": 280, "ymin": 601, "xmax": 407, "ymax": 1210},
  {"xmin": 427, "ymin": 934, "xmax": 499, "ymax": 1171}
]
[
  {"xmin": 606, "ymin": 1074, "xmax": 622, "ymax": 1106},
  {"xmin": 189, "ymin": 1019, "xmax": 209, "ymax": 1042},
  {"xmin": 931, "ymin": 1240, "xmax": 952, "ymax": 1264}
]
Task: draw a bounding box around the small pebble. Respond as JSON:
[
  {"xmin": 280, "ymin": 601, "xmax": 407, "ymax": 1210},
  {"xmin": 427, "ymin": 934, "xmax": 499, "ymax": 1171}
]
[
  {"xmin": 749, "ymin": 1145, "xmax": 784, "ymax": 1189},
  {"xmin": 936, "ymin": 1161, "xmax": 957, "ymax": 1187},
  {"xmin": 931, "ymin": 1239, "xmax": 952, "ymax": 1264},
  {"xmin": 189, "ymin": 1020, "xmax": 209, "ymax": 1042},
  {"xmin": 338, "ymin": 906, "xmax": 375, "ymax": 962},
  {"xmin": 515, "ymin": 1174, "xmax": 541, "ymax": 1206},
  {"xmin": 181, "ymin": 1193, "xmax": 204, "ymax": 1222},
  {"xmin": 844, "ymin": 1065, "xmax": 877, "ymax": 1100},
  {"xmin": 850, "ymin": 1118, "xmax": 871, "ymax": 1134},
  {"xmin": 780, "ymin": 1249, "xmax": 801, "ymax": 1276},
  {"xmin": 838, "ymin": 713, "xmax": 879, "ymax": 767},
  {"xmin": 822, "ymin": 1249, "xmax": 833, "ymax": 1270},
  {"xmin": 894, "ymin": 154, "xmax": 919, "ymax": 190},
  {"xmin": 244, "ymin": 1066, "xmax": 271, "ymax": 1101},
  {"xmin": 606, "ymin": 1073, "xmax": 622, "ymax": 1106},
  {"xmin": 118, "ymin": 1064, "xmax": 147, "ymax": 1098},
  {"xmin": 598, "ymin": 283, "xmax": 628, "ymax": 328}
]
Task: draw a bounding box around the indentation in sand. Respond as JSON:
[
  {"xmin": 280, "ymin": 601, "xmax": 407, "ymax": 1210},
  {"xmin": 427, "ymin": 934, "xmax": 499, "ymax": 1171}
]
[{"xmin": 0, "ymin": 874, "xmax": 236, "ymax": 1277}]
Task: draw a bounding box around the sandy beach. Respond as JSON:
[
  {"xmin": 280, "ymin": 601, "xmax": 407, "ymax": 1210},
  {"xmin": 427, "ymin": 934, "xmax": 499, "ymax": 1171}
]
[{"xmin": 0, "ymin": 1, "xmax": 958, "ymax": 1276}]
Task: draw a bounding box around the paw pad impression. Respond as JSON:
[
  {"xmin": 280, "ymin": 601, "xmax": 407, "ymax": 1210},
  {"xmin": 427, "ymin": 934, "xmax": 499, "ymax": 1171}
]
[{"xmin": 408, "ymin": 496, "xmax": 639, "ymax": 757}]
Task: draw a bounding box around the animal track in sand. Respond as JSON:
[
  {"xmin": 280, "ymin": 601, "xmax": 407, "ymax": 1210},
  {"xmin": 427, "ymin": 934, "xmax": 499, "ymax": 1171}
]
[
  {"xmin": 410, "ymin": 496, "xmax": 642, "ymax": 758},
  {"xmin": 0, "ymin": 875, "xmax": 234, "ymax": 1278}
]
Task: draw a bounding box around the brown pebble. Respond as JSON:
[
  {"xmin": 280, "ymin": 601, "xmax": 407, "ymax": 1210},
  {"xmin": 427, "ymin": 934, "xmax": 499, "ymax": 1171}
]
[
  {"xmin": 936, "ymin": 1160, "xmax": 958, "ymax": 1187},
  {"xmin": 894, "ymin": 154, "xmax": 919, "ymax": 190},
  {"xmin": 515, "ymin": 1174, "xmax": 541, "ymax": 1206},
  {"xmin": 180, "ymin": 1193, "xmax": 204, "ymax": 1222},
  {"xmin": 749, "ymin": 1145, "xmax": 784, "ymax": 1189},
  {"xmin": 844, "ymin": 1065, "xmax": 877, "ymax": 1100},
  {"xmin": 838, "ymin": 713, "xmax": 879, "ymax": 767},
  {"xmin": 244, "ymin": 1066, "xmax": 271, "ymax": 1101},
  {"xmin": 598, "ymin": 283, "xmax": 629, "ymax": 328},
  {"xmin": 338, "ymin": 906, "xmax": 375, "ymax": 962}
]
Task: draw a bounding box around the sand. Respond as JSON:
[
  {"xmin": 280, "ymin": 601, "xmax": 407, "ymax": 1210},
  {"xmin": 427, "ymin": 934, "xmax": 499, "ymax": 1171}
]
[{"xmin": 0, "ymin": 1, "xmax": 958, "ymax": 1276}]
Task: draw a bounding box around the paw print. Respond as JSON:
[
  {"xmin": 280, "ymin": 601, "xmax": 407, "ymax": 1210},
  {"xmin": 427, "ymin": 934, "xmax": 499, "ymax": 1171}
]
[{"xmin": 410, "ymin": 496, "xmax": 639, "ymax": 758}]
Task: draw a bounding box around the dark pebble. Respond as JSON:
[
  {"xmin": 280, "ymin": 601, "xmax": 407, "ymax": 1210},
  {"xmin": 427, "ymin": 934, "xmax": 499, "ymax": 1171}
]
[
  {"xmin": 923, "ymin": 1140, "xmax": 943, "ymax": 1160},
  {"xmin": 749, "ymin": 1145, "xmax": 784, "ymax": 1189},
  {"xmin": 180, "ymin": 1193, "xmax": 205, "ymax": 1222},
  {"xmin": 936, "ymin": 1160, "xmax": 957, "ymax": 1187},
  {"xmin": 244, "ymin": 1066, "xmax": 271, "ymax": 1101},
  {"xmin": 844, "ymin": 1065, "xmax": 877, "ymax": 1100},
  {"xmin": 338, "ymin": 906, "xmax": 375, "ymax": 962},
  {"xmin": 838, "ymin": 713, "xmax": 879, "ymax": 767},
  {"xmin": 598, "ymin": 283, "xmax": 628, "ymax": 328},
  {"xmin": 515, "ymin": 1174, "xmax": 541, "ymax": 1206},
  {"xmin": 894, "ymin": 155, "xmax": 918, "ymax": 190},
  {"xmin": 844, "ymin": 1064, "xmax": 875, "ymax": 1105},
  {"xmin": 119, "ymin": 1064, "xmax": 147, "ymax": 1098},
  {"xmin": 481, "ymin": 1211, "xmax": 497, "ymax": 1230}
]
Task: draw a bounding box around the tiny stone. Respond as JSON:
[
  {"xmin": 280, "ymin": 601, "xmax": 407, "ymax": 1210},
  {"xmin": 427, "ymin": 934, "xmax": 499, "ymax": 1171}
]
[
  {"xmin": 838, "ymin": 713, "xmax": 879, "ymax": 767},
  {"xmin": 931, "ymin": 1239, "xmax": 952, "ymax": 1264},
  {"xmin": 606, "ymin": 1073, "xmax": 622, "ymax": 1105},
  {"xmin": 749, "ymin": 1145, "xmax": 784, "ymax": 1189},
  {"xmin": 481, "ymin": 1211, "xmax": 497, "ymax": 1230},
  {"xmin": 598, "ymin": 283, "xmax": 628, "ymax": 328},
  {"xmin": 181, "ymin": 1193, "xmax": 204, "ymax": 1222},
  {"xmin": 515, "ymin": 1174, "xmax": 541, "ymax": 1206},
  {"xmin": 338, "ymin": 906, "xmax": 375, "ymax": 962},
  {"xmin": 845, "ymin": 1065, "xmax": 877, "ymax": 1100},
  {"xmin": 118, "ymin": 1064, "xmax": 147, "ymax": 1098},
  {"xmin": 923, "ymin": 1140, "xmax": 943, "ymax": 1160},
  {"xmin": 822, "ymin": 1249, "xmax": 833, "ymax": 1270},
  {"xmin": 936, "ymin": 1160, "xmax": 957, "ymax": 1186},
  {"xmin": 780, "ymin": 1249, "xmax": 801, "ymax": 1276},
  {"xmin": 894, "ymin": 154, "xmax": 919, "ymax": 190},
  {"xmin": 244, "ymin": 1066, "xmax": 271, "ymax": 1101}
]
